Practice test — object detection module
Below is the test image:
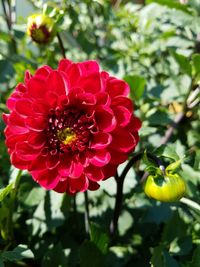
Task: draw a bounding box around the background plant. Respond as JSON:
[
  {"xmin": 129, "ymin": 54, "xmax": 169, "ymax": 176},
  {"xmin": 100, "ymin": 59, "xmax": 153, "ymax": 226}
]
[{"xmin": 0, "ymin": 0, "xmax": 200, "ymax": 266}]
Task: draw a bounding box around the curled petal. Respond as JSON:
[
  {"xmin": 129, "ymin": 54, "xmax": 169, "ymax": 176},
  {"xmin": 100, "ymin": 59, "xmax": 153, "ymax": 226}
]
[
  {"xmin": 90, "ymin": 132, "xmax": 112, "ymax": 149},
  {"xmin": 68, "ymin": 175, "xmax": 89, "ymax": 194},
  {"xmin": 89, "ymin": 149, "xmax": 111, "ymax": 167},
  {"xmin": 25, "ymin": 116, "xmax": 47, "ymax": 132},
  {"xmin": 32, "ymin": 169, "xmax": 60, "ymax": 190}
]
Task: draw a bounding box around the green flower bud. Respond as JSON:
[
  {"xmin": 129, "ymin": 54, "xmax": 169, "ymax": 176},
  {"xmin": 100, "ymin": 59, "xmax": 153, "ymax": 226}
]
[{"xmin": 143, "ymin": 173, "xmax": 186, "ymax": 202}]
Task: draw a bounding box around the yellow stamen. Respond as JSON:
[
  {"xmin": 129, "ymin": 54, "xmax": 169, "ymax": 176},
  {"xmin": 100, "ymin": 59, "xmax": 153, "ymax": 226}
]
[{"xmin": 57, "ymin": 128, "xmax": 77, "ymax": 145}]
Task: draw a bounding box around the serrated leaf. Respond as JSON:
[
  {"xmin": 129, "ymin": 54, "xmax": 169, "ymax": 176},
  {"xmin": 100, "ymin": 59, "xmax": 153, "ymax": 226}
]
[
  {"xmin": 156, "ymin": 145, "xmax": 180, "ymax": 161},
  {"xmin": 90, "ymin": 223, "xmax": 109, "ymax": 254},
  {"xmin": 0, "ymin": 183, "xmax": 13, "ymax": 202},
  {"xmin": 147, "ymin": 0, "xmax": 193, "ymax": 14},
  {"xmin": 124, "ymin": 75, "xmax": 146, "ymax": 100},
  {"xmin": 192, "ymin": 54, "xmax": 200, "ymax": 75},
  {"xmin": 171, "ymin": 52, "xmax": 192, "ymax": 76},
  {"xmin": 2, "ymin": 244, "xmax": 34, "ymax": 262}
]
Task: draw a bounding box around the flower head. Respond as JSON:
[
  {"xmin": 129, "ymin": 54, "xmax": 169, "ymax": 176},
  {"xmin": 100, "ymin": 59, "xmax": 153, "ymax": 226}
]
[
  {"xmin": 27, "ymin": 14, "xmax": 56, "ymax": 44},
  {"xmin": 3, "ymin": 59, "xmax": 141, "ymax": 194}
]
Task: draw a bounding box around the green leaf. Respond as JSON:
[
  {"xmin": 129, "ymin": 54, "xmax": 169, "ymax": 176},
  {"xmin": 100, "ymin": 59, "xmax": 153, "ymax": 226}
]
[
  {"xmin": 171, "ymin": 52, "xmax": 192, "ymax": 76},
  {"xmin": 2, "ymin": 244, "xmax": 34, "ymax": 262},
  {"xmin": 151, "ymin": 246, "xmax": 164, "ymax": 267},
  {"xmin": 166, "ymin": 160, "xmax": 182, "ymax": 174},
  {"xmin": 192, "ymin": 54, "xmax": 200, "ymax": 75},
  {"xmin": 163, "ymin": 250, "xmax": 180, "ymax": 267},
  {"xmin": 0, "ymin": 183, "xmax": 13, "ymax": 202},
  {"xmin": 147, "ymin": 0, "xmax": 193, "ymax": 14},
  {"xmin": 124, "ymin": 75, "xmax": 146, "ymax": 100},
  {"xmin": 79, "ymin": 241, "xmax": 105, "ymax": 267},
  {"xmin": 0, "ymin": 257, "xmax": 4, "ymax": 267},
  {"xmin": 90, "ymin": 223, "xmax": 109, "ymax": 254},
  {"xmin": 190, "ymin": 245, "xmax": 200, "ymax": 267},
  {"xmin": 156, "ymin": 145, "xmax": 180, "ymax": 161}
]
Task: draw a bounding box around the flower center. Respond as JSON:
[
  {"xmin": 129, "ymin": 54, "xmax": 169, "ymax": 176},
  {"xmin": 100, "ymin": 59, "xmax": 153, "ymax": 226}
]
[
  {"xmin": 45, "ymin": 107, "xmax": 97, "ymax": 155},
  {"xmin": 57, "ymin": 127, "xmax": 77, "ymax": 145}
]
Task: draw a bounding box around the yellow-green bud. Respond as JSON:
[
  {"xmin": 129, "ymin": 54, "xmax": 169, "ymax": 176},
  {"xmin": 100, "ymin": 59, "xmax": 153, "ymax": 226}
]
[{"xmin": 27, "ymin": 14, "xmax": 56, "ymax": 44}]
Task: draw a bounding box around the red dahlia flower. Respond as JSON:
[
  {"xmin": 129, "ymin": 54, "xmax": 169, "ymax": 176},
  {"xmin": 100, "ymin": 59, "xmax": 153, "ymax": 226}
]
[{"xmin": 3, "ymin": 59, "xmax": 141, "ymax": 195}]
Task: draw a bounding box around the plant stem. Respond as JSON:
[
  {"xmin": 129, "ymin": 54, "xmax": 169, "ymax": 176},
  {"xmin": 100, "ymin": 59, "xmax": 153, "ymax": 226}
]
[
  {"xmin": 7, "ymin": 169, "xmax": 22, "ymax": 241},
  {"xmin": 109, "ymin": 171, "xmax": 124, "ymax": 240},
  {"xmin": 110, "ymin": 151, "xmax": 164, "ymax": 240},
  {"xmin": 57, "ymin": 32, "xmax": 66, "ymax": 58},
  {"xmin": 84, "ymin": 191, "xmax": 90, "ymax": 237}
]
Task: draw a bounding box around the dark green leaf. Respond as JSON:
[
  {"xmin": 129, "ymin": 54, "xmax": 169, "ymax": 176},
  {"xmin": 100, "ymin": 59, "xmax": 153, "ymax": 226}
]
[
  {"xmin": 79, "ymin": 241, "xmax": 105, "ymax": 267},
  {"xmin": 171, "ymin": 52, "xmax": 192, "ymax": 76},
  {"xmin": 2, "ymin": 244, "xmax": 34, "ymax": 262},
  {"xmin": 90, "ymin": 223, "xmax": 109, "ymax": 254}
]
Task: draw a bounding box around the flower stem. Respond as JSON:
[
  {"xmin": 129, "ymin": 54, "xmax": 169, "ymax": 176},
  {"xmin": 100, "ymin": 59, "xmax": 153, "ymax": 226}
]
[
  {"xmin": 7, "ymin": 169, "xmax": 22, "ymax": 241},
  {"xmin": 84, "ymin": 191, "xmax": 90, "ymax": 237},
  {"xmin": 57, "ymin": 32, "xmax": 66, "ymax": 58},
  {"xmin": 109, "ymin": 151, "xmax": 165, "ymax": 241}
]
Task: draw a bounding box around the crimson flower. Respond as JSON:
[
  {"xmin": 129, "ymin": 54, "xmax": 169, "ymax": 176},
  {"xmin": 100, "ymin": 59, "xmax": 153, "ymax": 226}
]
[{"xmin": 3, "ymin": 59, "xmax": 141, "ymax": 194}]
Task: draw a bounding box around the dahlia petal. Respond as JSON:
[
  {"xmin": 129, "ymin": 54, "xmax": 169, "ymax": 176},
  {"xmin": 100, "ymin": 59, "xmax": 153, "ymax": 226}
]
[
  {"xmin": 66, "ymin": 63, "xmax": 81, "ymax": 87},
  {"xmin": 58, "ymin": 156, "xmax": 71, "ymax": 176},
  {"xmin": 112, "ymin": 96, "xmax": 133, "ymax": 112},
  {"xmin": 11, "ymin": 152, "xmax": 29, "ymax": 169},
  {"xmin": 25, "ymin": 71, "xmax": 32, "ymax": 83},
  {"xmin": 89, "ymin": 149, "xmax": 111, "ymax": 167},
  {"xmin": 32, "ymin": 169, "xmax": 60, "ymax": 190},
  {"xmin": 95, "ymin": 107, "xmax": 116, "ymax": 132},
  {"xmin": 58, "ymin": 59, "xmax": 73, "ymax": 72},
  {"xmin": 16, "ymin": 141, "xmax": 40, "ymax": 161},
  {"xmin": 27, "ymin": 133, "xmax": 46, "ymax": 149},
  {"xmin": 27, "ymin": 76, "xmax": 46, "ymax": 99},
  {"xmin": 107, "ymin": 78, "xmax": 130, "ymax": 97},
  {"xmin": 78, "ymin": 60, "xmax": 99, "ymax": 75},
  {"xmin": 77, "ymin": 93, "xmax": 96, "ymax": 106},
  {"xmin": 16, "ymin": 83, "xmax": 27, "ymax": 93},
  {"xmin": 6, "ymin": 92, "xmax": 21, "ymax": 111},
  {"xmin": 111, "ymin": 129, "xmax": 136, "ymax": 153},
  {"xmin": 88, "ymin": 180, "xmax": 100, "ymax": 191},
  {"xmin": 8, "ymin": 112, "xmax": 29, "ymax": 134},
  {"xmin": 126, "ymin": 115, "xmax": 142, "ymax": 132},
  {"xmin": 28, "ymin": 155, "xmax": 47, "ymax": 171},
  {"xmin": 46, "ymin": 70, "xmax": 68, "ymax": 95},
  {"xmin": 46, "ymin": 155, "xmax": 60, "ymax": 170},
  {"xmin": 69, "ymin": 161, "xmax": 83, "ymax": 178},
  {"xmin": 2, "ymin": 113, "xmax": 9, "ymax": 124},
  {"xmin": 25, "ymin": 116, "xmax": 47, "ymax": 132},
  {"xmin": 6, "ymin": 133, "xmax": 29, "ymax": 150},
  {"xmin": 85, "ymin": 165, "xmax": 104, "ymax": 181},
  {"xmin": 112, "ymin": 106, "xmax": 132, "ymax": 127},
  {"xmin": 54, "ymin": 180, "xmax": 68, "ymax": 193},
  {"xmin": 15, "ymin": 99, "xmax": 33, "ymax": 117},
  {"xmin": 102, "ymin": 164, "xmax": 117, "ymax": 179},
  {"xmin": 35, "ymin": 65, "xmax": 52, "ymax": 77},
  {"xmin": 32, "ymin": 101, "xmax": 49, "ymax": 115},
  {"xmin": 78, "ymin": 73, "xmax": 102, "ymax": 93},
  {"xmin": 96, "ymin": 92, "xmax": 111, "ymax": 106},
  {"xmin": 68, "ymin": 175, "xmax": 89, "ymax": 194},
  {"xmin": 90, "ymin": 132, "xmax": 112, "ymax": 149},
  {"xmin": 109, "ymin": 148, "xmax": 128, "ymax": 164}
]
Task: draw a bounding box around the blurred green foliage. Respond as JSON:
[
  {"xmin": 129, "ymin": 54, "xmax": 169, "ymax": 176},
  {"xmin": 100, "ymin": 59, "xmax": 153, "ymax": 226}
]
[{"xmin": 0, "ymin": 0, "xmax": 200, "ymax": 266}]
